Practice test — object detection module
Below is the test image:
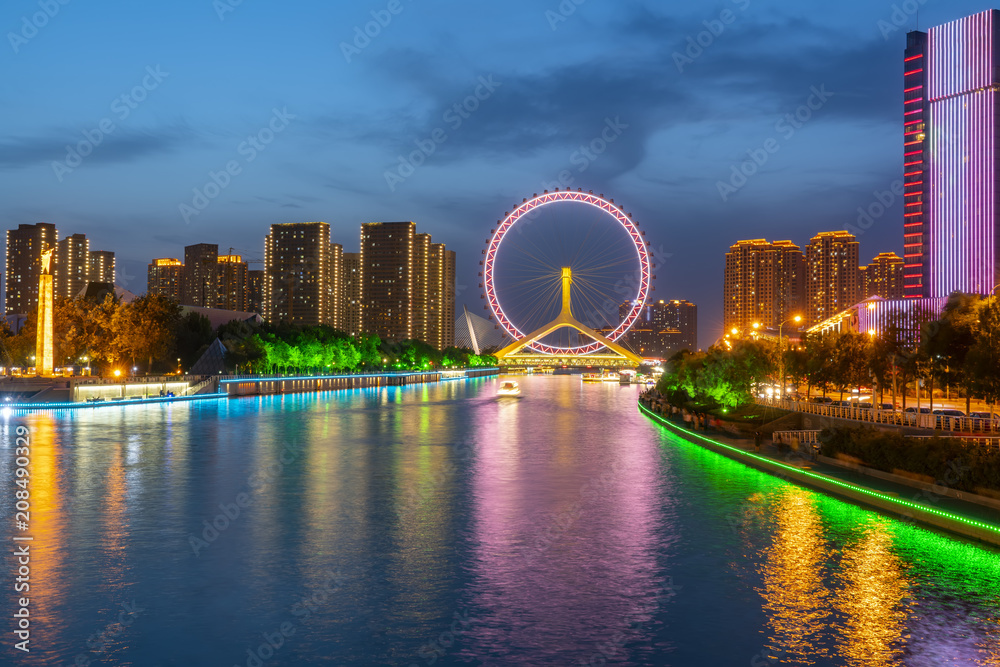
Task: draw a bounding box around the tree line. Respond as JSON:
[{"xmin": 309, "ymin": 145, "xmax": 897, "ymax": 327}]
[
  {"xmin": 0, "ymin": 294, "xmax": 496, "ymax": 375},
  {"xmin": 658, "ymin": 293, "xmax": 1000, "ymax": 410}
]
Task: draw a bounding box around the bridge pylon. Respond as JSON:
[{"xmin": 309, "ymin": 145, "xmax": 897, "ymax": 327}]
[{"xmin": 493, "ymin": 267, "xmax": 644, "ymax": 366}]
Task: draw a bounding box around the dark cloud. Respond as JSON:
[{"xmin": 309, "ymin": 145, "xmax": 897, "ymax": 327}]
[{"xmin": 0, "ymin": 124, "xmax": 197, "ymax": 169}]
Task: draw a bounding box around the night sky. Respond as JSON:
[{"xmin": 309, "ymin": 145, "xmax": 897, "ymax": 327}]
[{"xmin": 2, "ymin": 0, "xmax": 994, "ymax": 348}]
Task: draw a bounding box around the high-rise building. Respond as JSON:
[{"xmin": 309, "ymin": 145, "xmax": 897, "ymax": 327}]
[
  {"xmin": 805, "ymin": 231, "xmax": 860, "ymax": 324},
  {"xmin": 183, "ymin": 243, "xmax": 219, "ymax": 307},
  {"xmin": 361, "ymin": 221, "xmax": 416, "ymax": 342},
  {"xmin": 341, "ymin": 253, "xmax": 361, "ymax": 338},
  {"xmin": 609, "ymin": 299, "xmax": 698, "ymax": 358},
  {"xmin": 5, "ymin": 223, "xmax": 58, "ymax": 315},
  {"xmin": 925, "ymin": 11, "xmax": 1000, "ymax": 297},
  {"xmin": 328, "ymin": 243, "xmax": 343, "ymax": 331},
  {"xmin": 247, "ymin": 270, "xmax": 265, "ymax": 314},
  {"xmin": 148, "ymin": 259, "xmax": 184, "ymax": 301},
  {"xmin": 215, "ymin": 254, "xmax": 248, "ymax": 311},
  {"xmin": 89, "ymin": 250, "xmax": 115, "ymax": 284},
  {"xmin": 723, "ymin": 239, "xmax": 805, "ymax": 334},
  {"xmin": 358, "ymin": 222, "xmax": 455, "ymax": 347},
  {"xmin": 264, "ymin": 222, "xmax": 334, "ymax": 327},
  {"xmin": 53, "ymin": 233, "xmax": 90, "ymax": 300},
  {"xmin": 429, "ymin": 243, "xmax": 456, "ymax": 349},
  {"xmin": 903, "ymin": 30, "xmax": 931, "ymax": 298},
  {"xmin": 862, "ymin": 252, "xmax": 905, "ymax": 300}
]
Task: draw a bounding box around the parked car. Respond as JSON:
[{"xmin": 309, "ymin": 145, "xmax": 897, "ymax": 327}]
[
  {"xmin": 970, "ymin": 412, "xmax": 1000, "ymax": 431},
  {"xmin": 904, "ymin": 407, "xmax": 931, "ymax": 414},
  {"xmin": 969, "ymin": 412, "xmax": 1000, "ymax": 420},
  {"xmin": 932, "ymin": 409, "xmax": 966, "ymax": 417},
  {"xmin": 877, "ymin": 403, "xmax": 896, "ymax": 411},
  {"xmin": 811, "ymin": 396, "xmax": 833, "ymax": 405},
  {"xmin": 932, "ymin": 408, "xmax": 966, "ymax": 429}
]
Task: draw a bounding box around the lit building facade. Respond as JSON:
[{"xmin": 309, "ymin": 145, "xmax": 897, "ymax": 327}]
[
  {"xmin": 610, "ymin": 299, "xmax": 698, "ymax": 359},
  {"xmin": 903, "ymin": 30, "xmax": 931, "ymax": 298},
  {"xmin": 247, "ymin": 269, "xmax": 265, "ymax": 314},
  {"xmin": 926, "ymin": 10, "xmax": 1000, "ymax": 297},
  {"xmin": 5, "ymin": 222, "xmax": 58, "ymax": 315},
  {"xmin": 361, "ymin": 221, "xmax": 416, "ymax": 342},
  {"xmin": 724, "ymin": 239, "xmax": 805, "ymax": 334},
  {"xmin": 54, "ymin": 233, "xmax": 90, "ymax": 300},
  {"xmin": 147, "ymin": 259, "xmax": 184, "ymax": 301},
  {"xmin": 89, "ymin": 250, "xmax": 115, "ymax": 284},
  {"xmin": 183, "ymin": 243, "xmax": 219, "ymax": 307},
  {"xmin": 341, "ymin": 253, "xmax": 362, "ymax": 338},
  {"xmin": 862, "ymin": 252, "xmax": 905, "ymax": 300},
  {"xmin": 328, "ymin": 243, "xmax": 343, "ymax": 331},
  {"xmin": 264, "ymin": 222, "xmax": 334, "ymax": 327},
  {"xmin": 215, "ymin": 254, "xmax": 248, "ymax": 312},
  {"xmin": 805, "ymin": 231, "xmax": 860, "ymax": 325}
]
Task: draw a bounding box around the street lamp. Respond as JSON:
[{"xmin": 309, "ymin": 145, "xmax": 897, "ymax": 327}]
[{"xmin": 777, "ymin": 315, "xmax": 803, "ymax": 399}]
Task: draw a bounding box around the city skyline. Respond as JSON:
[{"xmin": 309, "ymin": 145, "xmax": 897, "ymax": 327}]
[{"xmin": 7, "ymin": 1, "xmax": 999, "ymax": 349}]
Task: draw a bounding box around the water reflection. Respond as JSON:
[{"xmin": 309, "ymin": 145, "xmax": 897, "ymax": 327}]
[
  {"xmin": 834, "ymin": 521, "xmax": 909, "ymax": 666},
  {"xmin": 465, "ymin": 380, "xmax": 674, "ymax": 664},
  {"xmin": 757, "ymin": 487, "xmax": 831, "ymax": 665}
]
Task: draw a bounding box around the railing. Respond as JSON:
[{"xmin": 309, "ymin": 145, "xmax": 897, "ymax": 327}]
[
  {"xmin": 758, "ymin": 397, "xmax": 1000, "ymax": 434},
  {"xmin": 908, "ymin": 435, "xmax": 1000, "ymax": 449}
]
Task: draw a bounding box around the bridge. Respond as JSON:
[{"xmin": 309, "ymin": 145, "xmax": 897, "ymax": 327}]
[{"xmin": 491, "ymin": 268, "xmax": 644, "ymax": 367}]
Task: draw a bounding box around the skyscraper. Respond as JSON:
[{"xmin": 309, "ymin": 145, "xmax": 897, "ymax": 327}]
[
  {"xmin": 903, "ymin": 30, "xmax": 931, "ymax": 298},
  {"xmin": 862, "ymin": 252, "xmax": 905, "ymax": 300},
  {"xmin": 183, "ymin": 243, "xmax": 219, "ymax": 307},
  {"xmin": 329, "ymin": 243, "xmax": 343, "ymax": 331},
  {"xmin": 247, "ymin": 270, "xmax": 265, "ymax": 315},
  {"xmin": 53, "ymin": 233, "xmax": 90, "ymax": 300},
  {"xmin": 341, "ymin": 253, "xmax": 361, "ymax": 338},
  {"xmin": 89, "ymin": 250, "xmax": 115, "ymax": 284},
  {"xmin": 148, "ymin": 258, "xmax": 184, "ymax": 301},
  {"xmin": 215, "ymin": 254, "xmax": 248, "ymax": 311},
  {"xmin": 361, "ymin": 221, "xmax": 415, "ymax": 342},
  {"xmin": 925, "ymin": 10, "xmax": 1000, "ymax": 297},
  {"xmin": 264, "ymin": 222, "xmax": 334, "ymax": 326},
  {"xmin": 805, "ymin": 231, "xmax": 860, "ymax": 324},
  {"xmin": 5, "ymin": 222, "xmax": 58, "ymax": 315},
  {"xmin": 723, "ymin": 239, "xmax": 805, "ymax": 333}
]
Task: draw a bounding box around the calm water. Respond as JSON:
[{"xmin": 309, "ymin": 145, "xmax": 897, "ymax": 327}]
[{"xmin": 2, "ymin": 375, "xmax": 1000, "ymax": 666}]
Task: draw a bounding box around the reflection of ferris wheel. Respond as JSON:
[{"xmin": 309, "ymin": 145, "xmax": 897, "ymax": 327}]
[{"xmin": 482, "ymin": 190, "xmax": 651, "ymax": 356}]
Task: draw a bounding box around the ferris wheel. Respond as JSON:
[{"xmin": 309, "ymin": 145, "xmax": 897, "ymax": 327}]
[{"xmin": 481, "ymin": 190, "xmax": 652, "ymax": 356}]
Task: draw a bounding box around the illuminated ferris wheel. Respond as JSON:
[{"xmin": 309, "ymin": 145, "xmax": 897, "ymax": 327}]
[{"xmin": 481, "ymin": 190, "xmax": 652, "ymax": 356}]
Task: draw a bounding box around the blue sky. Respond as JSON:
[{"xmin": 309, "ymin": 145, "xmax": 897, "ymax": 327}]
[{"xmin": 1, "ymin": 0, "xmax": 994, "ymax": 347}]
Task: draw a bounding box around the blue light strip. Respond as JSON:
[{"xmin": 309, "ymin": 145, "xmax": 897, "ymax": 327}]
[
  {"xmin": 219, "ymin": 368, "xmax": 499, "ymax": 385},
  {"xmin": 3, "ymin": 393, "xmax": 230, "ymax": 412}
]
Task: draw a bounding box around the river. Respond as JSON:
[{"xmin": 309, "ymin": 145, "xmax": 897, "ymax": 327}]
[{"xmin": 1, "ymin": 374, "xmax": 999, "ymax": 666}]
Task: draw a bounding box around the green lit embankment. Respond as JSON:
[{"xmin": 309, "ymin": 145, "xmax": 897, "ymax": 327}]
[{"xmin": 638, "ymin": 401, "xmax": 1000, "ymax": 548}]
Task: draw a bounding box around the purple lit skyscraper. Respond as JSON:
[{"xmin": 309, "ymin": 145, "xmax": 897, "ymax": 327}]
[{"xmin": 927, "ymin": 10, "xmax": 1000, "ymax": 297}]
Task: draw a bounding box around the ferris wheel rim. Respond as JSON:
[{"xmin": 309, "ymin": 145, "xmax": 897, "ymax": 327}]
[{"xmin": 483, "ymin": 191, "xmax": 651, "ymax": 355}]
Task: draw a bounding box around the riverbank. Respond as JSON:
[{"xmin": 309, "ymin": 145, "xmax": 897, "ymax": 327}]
[
  {"xmin": 7, "ymin": 368, "xmax": 499, "ymax": 411},
  {"xmin": 638, "ymin": 399, "xmax": 1000, "ymax": 549}
]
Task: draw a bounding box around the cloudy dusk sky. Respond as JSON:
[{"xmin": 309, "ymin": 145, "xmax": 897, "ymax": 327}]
[{"xmin": 2, "ymin": 0, "xmax": 994, "ymax": 346}]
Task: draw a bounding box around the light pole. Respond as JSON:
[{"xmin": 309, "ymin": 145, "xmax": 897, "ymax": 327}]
[{"xmin": 777, "ymin": 315, "xmax": 803, "ymax": 400}]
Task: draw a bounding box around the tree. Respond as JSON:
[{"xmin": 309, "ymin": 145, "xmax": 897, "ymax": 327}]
[
  {"xmin": 830, "ymin": 332, "xmax": 869, "ymax": 400},
  {"xmin": 921, "ymin": 293, "xmax": 981, "ymax": 413},
  {"xmin": 175, "ymin": 312, "xmax": 215, "ymax": 369},
  {"xmin": 966, "ymin": 298, "xmax": 1000, "ymax": 409}
]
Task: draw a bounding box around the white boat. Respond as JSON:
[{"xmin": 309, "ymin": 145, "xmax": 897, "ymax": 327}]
[
  {"xmin": 497, "ymin": 381, "xmax": 521, "ymax": 396},
  {"xmin": 581, "ymin": 373, "xmax": 603, "ymax": 383},
  {"xmin": 602, "ymin": 372, "xmax": 620, "ymax": 382}
]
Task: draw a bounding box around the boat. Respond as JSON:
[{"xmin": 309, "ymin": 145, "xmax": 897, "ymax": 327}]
[
  {"xmin": 533, "ymin": 366, "xmax": 554, "ymax": 375},
  {"xmin": 602, "ymin": 371, "xmax": 620, "ymax": 382},
  {"xmin": 581, "ymin": 373, "xmax": 603, "ymax": 383},
  {"xmin": 497, "ymin": 381, "xmax": 521, "ymax": 396}
]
